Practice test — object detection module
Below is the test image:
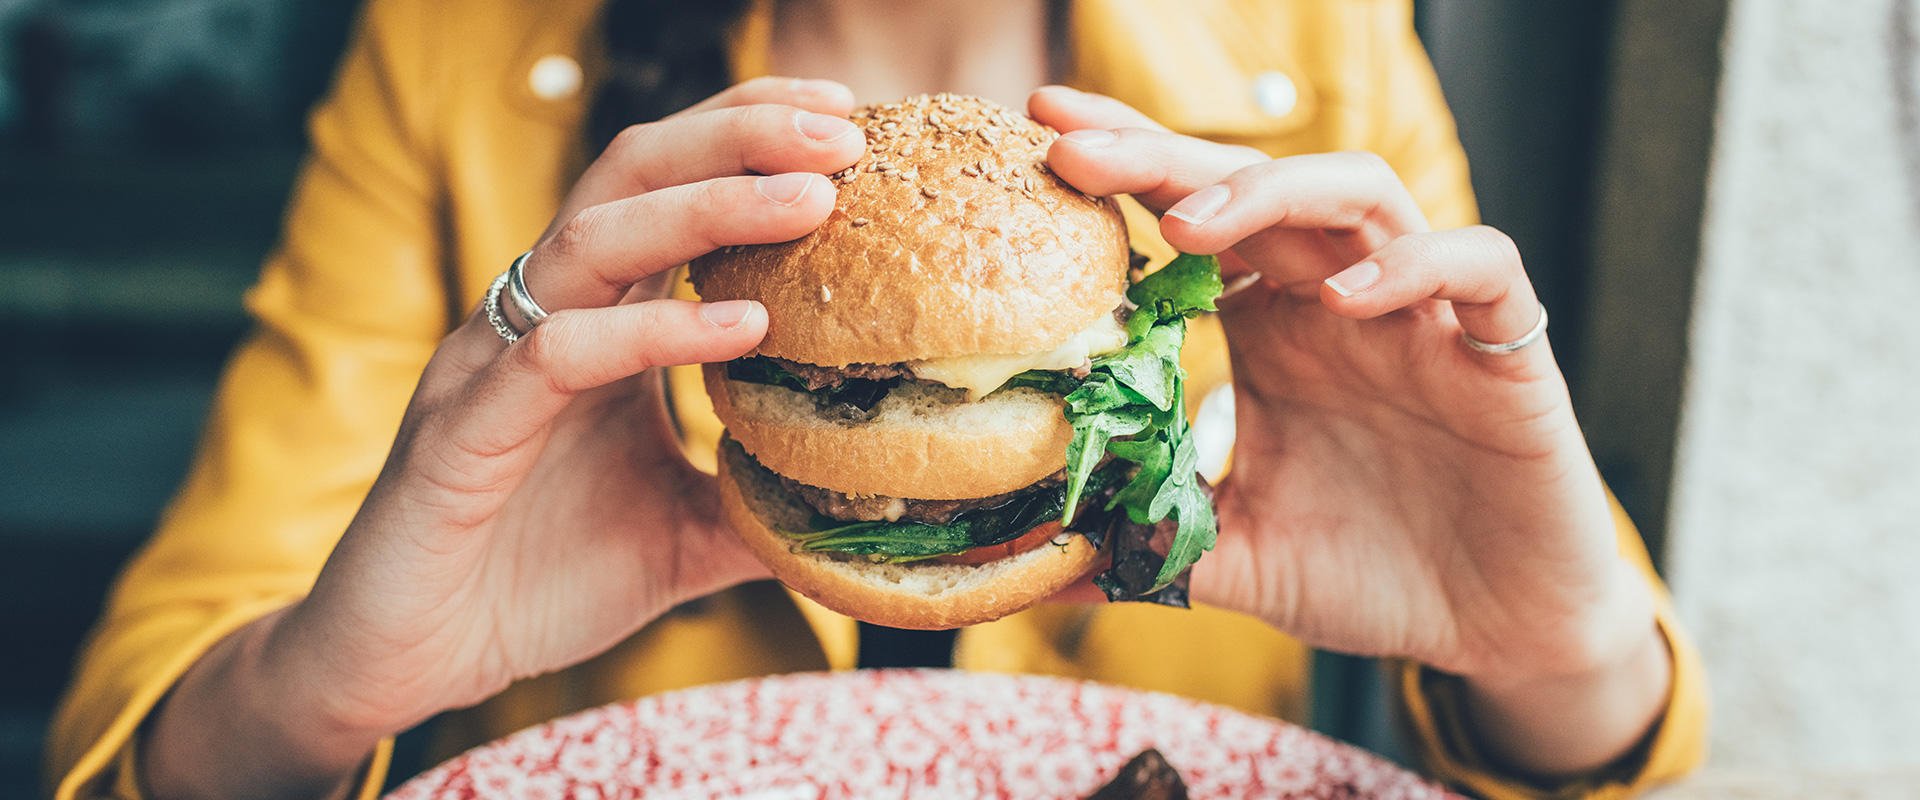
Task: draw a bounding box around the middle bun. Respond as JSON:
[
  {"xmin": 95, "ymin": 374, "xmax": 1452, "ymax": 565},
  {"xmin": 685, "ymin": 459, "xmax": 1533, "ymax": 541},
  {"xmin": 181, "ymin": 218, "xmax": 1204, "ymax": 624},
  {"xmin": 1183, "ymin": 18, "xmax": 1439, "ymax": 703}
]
[{"xmin": 704, "ymin": 365, "xmax": 1072, "ymax": 499}]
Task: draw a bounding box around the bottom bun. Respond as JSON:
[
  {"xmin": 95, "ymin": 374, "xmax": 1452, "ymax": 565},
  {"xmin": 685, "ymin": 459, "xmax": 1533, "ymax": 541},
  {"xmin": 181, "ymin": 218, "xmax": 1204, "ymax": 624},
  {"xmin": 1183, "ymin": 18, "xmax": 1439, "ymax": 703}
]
[{"xmin": 717, "ymin": 438, "xmax": 1099, "ymax": 630}]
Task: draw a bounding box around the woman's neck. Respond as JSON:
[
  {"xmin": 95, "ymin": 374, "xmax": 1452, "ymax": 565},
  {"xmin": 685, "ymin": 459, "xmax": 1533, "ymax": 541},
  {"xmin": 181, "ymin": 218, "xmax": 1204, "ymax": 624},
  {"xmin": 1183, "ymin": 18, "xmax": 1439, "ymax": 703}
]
[{"xmin": 769, "ymin": 0, "xmax": 1054, "ymax": 108}]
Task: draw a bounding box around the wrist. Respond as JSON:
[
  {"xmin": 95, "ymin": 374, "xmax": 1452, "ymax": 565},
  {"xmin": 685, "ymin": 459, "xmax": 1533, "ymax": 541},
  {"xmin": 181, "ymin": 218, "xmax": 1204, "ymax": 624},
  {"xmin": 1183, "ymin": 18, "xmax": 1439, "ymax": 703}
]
[
  {"xmin": 1455, "ymin": 569, "xmax": 1673, "ymax": 778},
  {"xmin": 141, "ymin": 607, "xmax": 376, "ymax": 799},
  {"xmin": 1467, "ymin": 560, "xmax": 1659, "ymax": 692},
  {"xmin": 255, "ymin": 603, "xmax": 398, "ymax": 770}
]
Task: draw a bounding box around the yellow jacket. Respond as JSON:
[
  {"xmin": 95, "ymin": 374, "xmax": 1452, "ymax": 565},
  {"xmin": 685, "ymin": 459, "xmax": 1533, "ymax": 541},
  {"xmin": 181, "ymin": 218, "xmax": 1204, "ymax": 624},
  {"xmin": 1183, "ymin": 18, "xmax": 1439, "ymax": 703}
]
[{"xmin": 49, "ymin": 1, "xmax": 1706, "ymax": 797}]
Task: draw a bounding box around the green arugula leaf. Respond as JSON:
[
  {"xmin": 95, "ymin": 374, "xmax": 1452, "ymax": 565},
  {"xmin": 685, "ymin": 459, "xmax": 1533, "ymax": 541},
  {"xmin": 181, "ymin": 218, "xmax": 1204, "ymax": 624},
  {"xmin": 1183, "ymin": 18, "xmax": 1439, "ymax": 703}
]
[
  {"xmin": 1106, "ymin": 432, "xmax": 1172, "ymax": 521},
  {"xmin": 1126, "ymin": 252, "xmax": 1224, "ymax": 320},
  {"xmin": 1064, "ymin": 373, "xmax": 1134, "ymax": 416},
  {"xmin": 1060, "ymin": 407, "xmax": 1154, "ymax": 522},
  {"xmin": 791, "ymin": 520, "xmax": 974, "ymax": 561},
  {"xmin": 1002, "ymin": 369, "xmax": 1084, "ymax": 395},
  {"xmin": 1095, "ymin": 323, "xmax": 1183, "ymax": 412},
  {"xmin": 1125, "ymin": 300, "xmax": 1159, "ymax": 342},
  {"xmin": 1059, "ymin": 253, "xmax": 1226, "ymax": 599},
  {"xmin": 782, "ymin": 463, "xmax": 1130, "ymax": 563},
  {"xmin": 1154, "ymin": 481, "xmax": 1218, "ymax": 588}
]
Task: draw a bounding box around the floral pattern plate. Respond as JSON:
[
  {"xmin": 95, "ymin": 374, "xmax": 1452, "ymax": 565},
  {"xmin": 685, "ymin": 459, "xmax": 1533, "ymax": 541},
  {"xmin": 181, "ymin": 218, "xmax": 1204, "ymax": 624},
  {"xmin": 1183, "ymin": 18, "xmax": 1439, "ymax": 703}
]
[{"xmin": 385, "ymin": 669, "xmax": 1457, "ymax": 800}]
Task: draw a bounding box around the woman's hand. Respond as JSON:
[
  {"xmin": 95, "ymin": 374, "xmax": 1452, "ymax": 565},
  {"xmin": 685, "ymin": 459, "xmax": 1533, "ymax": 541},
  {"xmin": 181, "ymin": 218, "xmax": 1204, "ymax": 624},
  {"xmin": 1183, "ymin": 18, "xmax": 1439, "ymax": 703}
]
[
  {"xmin": 142, "ymin": 78, "xmax": 867, "ymax": 800},
  {"xmin": 1032, "ymin": 86, "xmax": 1670, "ymax": 777}
]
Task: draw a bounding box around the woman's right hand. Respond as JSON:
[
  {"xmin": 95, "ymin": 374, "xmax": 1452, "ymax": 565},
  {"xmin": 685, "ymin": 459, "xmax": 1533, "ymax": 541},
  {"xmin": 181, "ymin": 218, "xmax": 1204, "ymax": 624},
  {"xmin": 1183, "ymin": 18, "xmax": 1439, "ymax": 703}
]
[{"xmin": 142, "ymin": 78, "xmax": 866, "ymax": 800}]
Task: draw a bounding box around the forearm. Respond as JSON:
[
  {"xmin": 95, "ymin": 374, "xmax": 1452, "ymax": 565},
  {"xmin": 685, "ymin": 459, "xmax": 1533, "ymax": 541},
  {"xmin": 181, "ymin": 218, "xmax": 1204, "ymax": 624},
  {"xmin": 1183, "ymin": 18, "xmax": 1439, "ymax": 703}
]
[
  {"xmin": 1459, "ymin": 616, "xmax": 1672, "ymax": 780},
  {"xmin": 140, "ymin": 607, "xmax": 381, "ymax": 800}
]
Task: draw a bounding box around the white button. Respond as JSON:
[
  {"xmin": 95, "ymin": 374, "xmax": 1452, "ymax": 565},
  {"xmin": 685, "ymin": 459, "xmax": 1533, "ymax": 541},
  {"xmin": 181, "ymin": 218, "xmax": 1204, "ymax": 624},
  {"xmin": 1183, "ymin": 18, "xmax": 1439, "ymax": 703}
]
[
  {"xmin": 529, "ymin": 55, "xmax": 583, "ymax": 101},
  {"xmin": 1252, "ymin": 71, "xmax": 1297, "ymax": 117}
]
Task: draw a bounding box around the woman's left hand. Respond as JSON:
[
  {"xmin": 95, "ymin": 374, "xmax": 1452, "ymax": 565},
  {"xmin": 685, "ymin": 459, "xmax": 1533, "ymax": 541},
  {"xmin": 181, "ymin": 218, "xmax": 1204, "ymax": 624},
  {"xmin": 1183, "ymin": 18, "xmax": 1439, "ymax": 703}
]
[{"xmin": 1032, "ymin": 87, "xmax": 1668, "ymax": 774}]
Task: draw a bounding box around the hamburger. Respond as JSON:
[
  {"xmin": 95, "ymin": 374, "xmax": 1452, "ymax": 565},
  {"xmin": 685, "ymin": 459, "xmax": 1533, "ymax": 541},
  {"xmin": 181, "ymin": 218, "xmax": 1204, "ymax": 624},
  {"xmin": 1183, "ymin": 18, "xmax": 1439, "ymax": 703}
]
[{"xmin": 692, "ymin": 94, "xmax": 1221, "ymax": 630}]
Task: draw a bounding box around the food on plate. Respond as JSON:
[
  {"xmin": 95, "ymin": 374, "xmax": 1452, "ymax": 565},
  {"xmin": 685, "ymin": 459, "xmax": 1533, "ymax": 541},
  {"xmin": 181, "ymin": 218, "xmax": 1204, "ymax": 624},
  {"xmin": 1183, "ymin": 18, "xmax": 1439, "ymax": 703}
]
[
  {"xmin": 1084, "ymin": 749, "xmax": 1190, "ymax": 800},
  {"xmin": 694, "ymin": 94, "xmax": 1221, "ymax": 629}
]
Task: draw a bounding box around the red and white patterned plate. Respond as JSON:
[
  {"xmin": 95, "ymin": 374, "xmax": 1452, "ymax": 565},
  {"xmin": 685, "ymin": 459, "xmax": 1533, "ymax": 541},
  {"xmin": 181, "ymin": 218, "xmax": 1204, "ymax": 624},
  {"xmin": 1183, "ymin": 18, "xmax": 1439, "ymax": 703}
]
[{"xmin": 385, "ymin": 670, "xmax": 1457, "ymax": 800}]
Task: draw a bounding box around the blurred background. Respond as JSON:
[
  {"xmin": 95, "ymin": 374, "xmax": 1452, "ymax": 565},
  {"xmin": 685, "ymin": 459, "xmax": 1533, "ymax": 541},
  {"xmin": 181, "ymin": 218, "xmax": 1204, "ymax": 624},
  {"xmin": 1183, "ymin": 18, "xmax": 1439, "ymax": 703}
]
[{"xmin": 2, "ymin": 0, "xmax": 1916, "ymax": 795}]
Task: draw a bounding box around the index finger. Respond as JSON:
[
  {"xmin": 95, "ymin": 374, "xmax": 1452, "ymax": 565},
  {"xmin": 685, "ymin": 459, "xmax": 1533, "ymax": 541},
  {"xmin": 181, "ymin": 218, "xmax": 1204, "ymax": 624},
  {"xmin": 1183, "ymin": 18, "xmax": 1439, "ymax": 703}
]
[
  {"xmin": 1030, "ymin": 87, "xmax": 1266, "ymax": 211},
  {"xmin": 671, "ymin": 76, "xmax": 855, "ymax": 120}
]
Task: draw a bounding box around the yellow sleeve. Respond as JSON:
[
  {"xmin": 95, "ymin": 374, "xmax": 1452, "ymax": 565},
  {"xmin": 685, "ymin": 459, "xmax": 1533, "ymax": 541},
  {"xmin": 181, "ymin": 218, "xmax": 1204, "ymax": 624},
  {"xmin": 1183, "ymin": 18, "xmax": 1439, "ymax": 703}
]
[
  {"xmin": 1361, "ymin": 5, "xmax": 1708, "ymax": 796},
  {"xmin": 44, "ymin": 0, "xmax": 447, "ymax": 795},
  {"xmin": 1367, "ymin": 2, "xmax": 1481, "ymax": 232}
]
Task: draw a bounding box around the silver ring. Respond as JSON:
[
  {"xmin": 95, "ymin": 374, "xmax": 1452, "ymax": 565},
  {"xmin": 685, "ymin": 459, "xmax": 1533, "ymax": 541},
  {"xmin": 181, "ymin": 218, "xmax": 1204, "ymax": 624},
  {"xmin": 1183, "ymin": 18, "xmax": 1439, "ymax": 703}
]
[
  {"xmin": 505, "ymin": 251, "xmax": 550, "ymax": 328},
  {"xmin": 483, "ymin": 270, "xmax": 524, "ymax": 344},
  {"xmin": 1462, "ymin": 303, "xmax": 1548, "ymax": 355}
]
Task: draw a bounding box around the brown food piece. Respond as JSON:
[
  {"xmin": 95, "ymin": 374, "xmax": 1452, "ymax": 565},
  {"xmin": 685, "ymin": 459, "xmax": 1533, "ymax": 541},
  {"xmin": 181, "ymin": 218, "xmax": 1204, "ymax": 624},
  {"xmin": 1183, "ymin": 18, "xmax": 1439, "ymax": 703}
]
[
  {"xmin": 1085, "ymin": 749, "xmax": 1189, "ymax": 800},
  {"xmin": 779, "ymin": 469, "xmax": 1067, "ymax": 524},
  {"xmin": 764, "ymin": 356, "xmax": 909, "ymax": 391}
]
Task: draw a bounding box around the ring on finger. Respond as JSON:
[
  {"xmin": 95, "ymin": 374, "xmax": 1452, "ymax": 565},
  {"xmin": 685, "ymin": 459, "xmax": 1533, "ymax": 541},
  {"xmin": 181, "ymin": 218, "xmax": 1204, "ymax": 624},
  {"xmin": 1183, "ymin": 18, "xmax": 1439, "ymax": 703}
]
[
  {"xmin": 1462, "ymin": 303, "xmax": 1548, "ymax": 355},
  {"xmin": 484, "ymin": 251, "xmax": 548, "ymax": 344}
]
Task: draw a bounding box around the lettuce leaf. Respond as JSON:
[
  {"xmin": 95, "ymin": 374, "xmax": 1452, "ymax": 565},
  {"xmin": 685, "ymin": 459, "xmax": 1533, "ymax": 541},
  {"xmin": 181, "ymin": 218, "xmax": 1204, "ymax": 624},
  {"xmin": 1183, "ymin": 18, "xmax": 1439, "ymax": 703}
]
[
  {"xmin": 1060, "ymin": 254, "xmax": 1224, "ymax": 598},
  {"xmin": 782, "ymin": 462, "xmax": 1128, "ymax": 563}
]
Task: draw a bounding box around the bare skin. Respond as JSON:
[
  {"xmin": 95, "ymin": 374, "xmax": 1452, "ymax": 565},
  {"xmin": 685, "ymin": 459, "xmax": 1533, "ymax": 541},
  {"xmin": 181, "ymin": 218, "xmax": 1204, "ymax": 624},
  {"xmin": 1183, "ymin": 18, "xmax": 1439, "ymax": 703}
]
[
  {"xmin": 140, "ymin": 3, "xmax": 1669, "ymax": 796},
  {"xmin": 1032, "ymin": 86, "xmax": 1671, "ymax": 778},
  {"xmin": 771, "ymin": 0, "xmax": 1052, "ymax": 106}
]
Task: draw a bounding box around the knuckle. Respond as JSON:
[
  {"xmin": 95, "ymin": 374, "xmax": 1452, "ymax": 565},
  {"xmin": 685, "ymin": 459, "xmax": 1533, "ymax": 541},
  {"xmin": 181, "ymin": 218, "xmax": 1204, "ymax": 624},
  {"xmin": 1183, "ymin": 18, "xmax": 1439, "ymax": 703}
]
[
  {"xmin": 1467, "ymin": 225, "xmax": 1523, "ymax": 265},
  {"xmin": 733, "ymin": 103, "xmax": 787, "ymax": 140},
  {"xmin": 736, "ymin": 75, "xmax": 788, "ymax": 97},
  {"xmin": 1393, "ymin": 231, "xmax": 1448, "ymax": 268},
  {"xmin": 512, "ymin": 316, "xmax": 583, "ymax": 394},
  {"xmin": 606, "ymin": 122, "xmax": 656, "ymax": 158},
  {"xmin": 1227, "ymin": 144, "xmax": 1271, "ymax": 165},
  {"xmin": 1340, "ymin": 150, "xmax": 1393, "ymax": 176},
  {"xmin": 545, "ymin": 207, "xmax": 600, "ymax": 261}
]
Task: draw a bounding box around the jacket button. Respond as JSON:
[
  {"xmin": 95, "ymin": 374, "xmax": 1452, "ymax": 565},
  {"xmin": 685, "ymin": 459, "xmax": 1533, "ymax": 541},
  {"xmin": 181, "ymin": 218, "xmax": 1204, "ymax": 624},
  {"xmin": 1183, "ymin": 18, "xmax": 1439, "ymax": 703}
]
[
  {"xmin": 1252, "ymin": 71, "xmax": 1297, "ymax": 117},
  {"xmin": 529, "ymin": 55, "xmax": 583, "ymax": 101}
]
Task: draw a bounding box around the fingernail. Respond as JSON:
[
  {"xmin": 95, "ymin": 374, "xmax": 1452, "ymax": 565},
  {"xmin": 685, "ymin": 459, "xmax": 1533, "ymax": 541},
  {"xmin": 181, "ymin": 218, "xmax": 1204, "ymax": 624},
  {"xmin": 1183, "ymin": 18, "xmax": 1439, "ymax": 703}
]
[
  {"xmin": 756, "ymin": 173, "xmax": 815, "ymax": 206},
  {"xmin": 700, "ymin": 300, "xmax": 757, "ymax": 328},
  {"xmin": 1165, "ymin": 184, "xmax": 1231, "ymax": 225},
  {"xmin": 1324, "ymin": 262, "xmax": 1382, "ymax": 297},
  {"xmin": 1061, "ymin": 128, "xmax": 1117, "ymax": 147},
  {"xmin": 795, "ymin": 111, "xmax": 856, "ymax": 142}
]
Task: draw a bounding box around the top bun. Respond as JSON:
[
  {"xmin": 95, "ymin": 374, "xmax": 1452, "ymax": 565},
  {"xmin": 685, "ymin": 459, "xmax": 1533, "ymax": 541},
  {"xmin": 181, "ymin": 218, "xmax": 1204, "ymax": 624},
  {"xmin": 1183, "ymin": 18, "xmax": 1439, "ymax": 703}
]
[{"xmin": 690, "ymin": 94, "xmax": 1130, "ymax": 367}]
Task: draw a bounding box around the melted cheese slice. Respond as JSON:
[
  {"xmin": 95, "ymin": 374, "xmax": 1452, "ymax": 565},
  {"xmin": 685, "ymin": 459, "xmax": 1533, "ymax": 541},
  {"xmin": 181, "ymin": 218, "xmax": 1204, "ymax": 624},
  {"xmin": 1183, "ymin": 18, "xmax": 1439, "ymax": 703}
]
[{"xmin": 908, "ymin": 314, "xmax": 1129, "ymax": 400}]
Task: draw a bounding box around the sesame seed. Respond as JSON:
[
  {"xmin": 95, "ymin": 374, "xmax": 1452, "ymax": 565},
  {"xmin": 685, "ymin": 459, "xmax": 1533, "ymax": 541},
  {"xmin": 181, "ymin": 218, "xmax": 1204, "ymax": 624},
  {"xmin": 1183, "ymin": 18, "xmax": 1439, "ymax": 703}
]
[
  {"xmin": 851, "ymin": 217, "xmax": 871, "ymax": 227},
  {"xmin": 961, "ymin": 165, "xmax": 980, "ymax": 177},
  {"xmin": 921, "ymin": 186, "xmax": 940, "ymax": 198},
  {"xmin": 820, "ymin": 285, "xmax": 833, "ymax": 302}
]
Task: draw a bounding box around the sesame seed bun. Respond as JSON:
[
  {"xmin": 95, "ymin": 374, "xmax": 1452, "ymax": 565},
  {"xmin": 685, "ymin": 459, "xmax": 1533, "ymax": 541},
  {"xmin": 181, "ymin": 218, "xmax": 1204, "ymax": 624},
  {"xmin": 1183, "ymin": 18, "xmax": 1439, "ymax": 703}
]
[
  {"xmin": 717, "ymin": 438, "xmax": 1100, "ymax": 630},
  {"xmin": 689, "ymin": 93, "xmax": 1130, "ymax": 367}
]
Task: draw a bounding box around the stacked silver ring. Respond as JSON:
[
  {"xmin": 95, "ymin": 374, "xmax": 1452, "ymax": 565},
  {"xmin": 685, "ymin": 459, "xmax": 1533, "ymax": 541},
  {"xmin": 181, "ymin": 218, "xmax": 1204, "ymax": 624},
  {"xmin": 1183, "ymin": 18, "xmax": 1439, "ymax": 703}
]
[
  {"xmin": 1461, "ymin": 303, "xmax": 1549, "ymax": 355},
  {"xmin": 484, "ymin": 251, "xmax": 549, "ymax": 344}
]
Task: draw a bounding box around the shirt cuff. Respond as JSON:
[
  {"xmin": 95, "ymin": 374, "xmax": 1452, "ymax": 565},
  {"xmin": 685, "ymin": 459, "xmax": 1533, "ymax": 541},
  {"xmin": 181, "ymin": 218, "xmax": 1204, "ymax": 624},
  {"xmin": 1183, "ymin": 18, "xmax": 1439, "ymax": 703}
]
[{"xmin": 1395, "ymin": 602, "xmax": 1708, "ymax": 799}]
